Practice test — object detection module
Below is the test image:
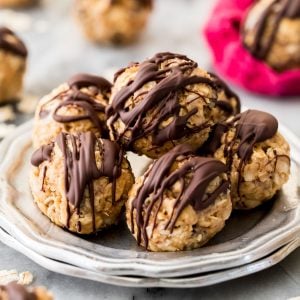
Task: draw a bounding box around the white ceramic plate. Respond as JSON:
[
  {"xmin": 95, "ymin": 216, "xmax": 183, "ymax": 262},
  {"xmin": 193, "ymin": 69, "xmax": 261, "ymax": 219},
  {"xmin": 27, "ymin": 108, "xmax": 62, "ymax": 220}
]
[{"xmin": 0, "ymin": 120, "xmax": 299, "ymax": 279}]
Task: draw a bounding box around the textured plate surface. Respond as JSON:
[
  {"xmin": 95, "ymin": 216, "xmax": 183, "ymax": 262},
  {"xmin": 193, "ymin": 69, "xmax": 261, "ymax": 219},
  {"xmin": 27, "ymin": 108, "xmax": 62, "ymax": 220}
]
[
  {"xmin": 0, "ymin": 120, "xmax": 299, "ymax": 278},
  {"xmin": 0, "ymin": 223, "xmax": 299, "ymax": 288}
]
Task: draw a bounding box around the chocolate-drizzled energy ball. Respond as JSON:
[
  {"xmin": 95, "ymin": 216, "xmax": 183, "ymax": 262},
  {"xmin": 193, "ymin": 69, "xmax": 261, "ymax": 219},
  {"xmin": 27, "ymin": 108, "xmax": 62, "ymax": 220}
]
[
  {"xmin": 209, "ymin": 72, "xmax": 240, "ymax": 123},
  {"xmin": 107, "ymin": 52, "xmax": 219, "ymax": 159},
  {"xmin": 0, "ymin": 282, "xmax": 53, "ymax": 300},
  {"xmin": 201, "ymin": 110, "xmax": 290, "ymax": 209},
  {"xmin": 0, "ymin": 0, "xmax": 36, "ymax": 7},
  {"xmin": 242, "ymin": 0, "xmax": 300, "ymax": 71},
  {"xmin": 126, "ymin": 144, "xmax": 232, "ymax": 252},
  {"xmin": 0, "ymin": 27, "xmax": 27, "ymax": 103},
  {"xmin": 32, "ymin": 73, "xmax": 112, "ymax": 148},
  {"xmin": 30, "ymin": 132, "xmax": 134, "ymax": 234},
  {"xmin": 74, "ymin": 0, "xmax": 153, "ymax": 45}
]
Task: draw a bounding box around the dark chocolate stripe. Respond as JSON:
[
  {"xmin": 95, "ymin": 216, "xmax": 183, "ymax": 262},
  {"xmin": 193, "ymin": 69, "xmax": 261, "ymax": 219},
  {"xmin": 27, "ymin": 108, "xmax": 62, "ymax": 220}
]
[
  {"xmin": 107, "ymin": 52, "xmax": 217, "ymax": 149},
  {"xmin": 285, "ymin": 0, "xmax": 300, "ymax": 17},
  {"xmin": 39, "ymin": 74, "xmax": 111, "ymax": 135},
  {"xmin": 31, "ymin": 132, "xmax": 123, "ymax": 233},
  {"xmin": 208, "ymin": 72, "xmax": 241, "ymax": 114},
  {"xmin": 243, "ymin": 0, "xmax": 300, "ymax": 60},
  {"xmin": 68, "ymin": 73, "xmax": 112, "ymax": 91},
  {"xmin": 109, "ymin": 0, "xmax": 152, "ymax": 8},
  {"xmin": 200, "ymin": 109, "xmax": 279, "ymax": 198},
  {"xmin": 56, "ymin": 132, "xmax": 122, "ymax": 232},
  {"xmin": 31, "ymin": 144, "xmax": 54, "ymax": 166},
  {"xmin": 130, "ymin": 144, "xmax": 229, "ymax": 248},
  {"xmin": 0, "ymin": 27, "xmax": 28, "ymax": 58}
]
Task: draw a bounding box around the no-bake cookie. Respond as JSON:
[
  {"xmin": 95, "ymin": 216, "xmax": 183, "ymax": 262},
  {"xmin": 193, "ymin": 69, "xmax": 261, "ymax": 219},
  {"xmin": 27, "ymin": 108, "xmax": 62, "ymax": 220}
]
[
  {"xmin": 32, "ymin": 73, "xmax": 112, "ymax": 148},
  {"xmin": 0, "ymin": 0, "xmax": 36, "ymax": 7},
  {"xmin": 74, "ymin": 0, "xmax": 153, "ymax": 45},
  {"xmin": 30, "ymin": 132, "xmax": 134, "ymax": 234},
  {"xmin": 242, "ymin": 0, "xmax": 300, "ymax": 71},
  {"xmin": 0, "ymin": 27, "xmax": 27, "ymax": 103},
  {"xmin": 0, "ymin": 282, "xmax": 53, "ymax": 300},
  {"xmin": 126, "ymin": 144, "xmax": 232, "ymax": 252},
  {"xmin": 200, "ymin": 110, "xmax": 290, "ymax": 209},
  {"xmin": 107, "ymin": 52, "xmax": 220, "ymax": 159}
]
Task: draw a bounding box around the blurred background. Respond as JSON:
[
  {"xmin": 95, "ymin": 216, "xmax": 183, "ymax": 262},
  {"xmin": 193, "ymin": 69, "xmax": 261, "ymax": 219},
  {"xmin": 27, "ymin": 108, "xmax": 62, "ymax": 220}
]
[{"xmin": 0, "ymin": 0, "xmax": 299, "ymax": 135}]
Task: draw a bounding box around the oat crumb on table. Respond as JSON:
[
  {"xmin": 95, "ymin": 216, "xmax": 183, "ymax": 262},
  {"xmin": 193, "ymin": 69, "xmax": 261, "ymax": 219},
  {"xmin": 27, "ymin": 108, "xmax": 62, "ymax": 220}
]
[{"xmin": 0, "ymin": 269, "xmax": 33, "ymax": 286}]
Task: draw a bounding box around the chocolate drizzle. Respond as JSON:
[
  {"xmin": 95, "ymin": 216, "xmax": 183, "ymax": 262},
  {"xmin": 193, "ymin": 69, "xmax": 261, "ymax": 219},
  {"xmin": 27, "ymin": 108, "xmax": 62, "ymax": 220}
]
[
  {"xmin": 0, "ymin": 27, "xmax": 28, "ymax": 58},
  {"xmin": 107, "ymin": 52, "xmax": 217, "ymax": 149},
  {"xmin": 39, "ymin": 73, "xmax": 112, "ymax": 136},
  {"xmin": 208, "ymin": 72, "xmax": 241, "ymax": 115},
  {"xmin": 130, "ymin": 144, "xmax": 229, "ymax": 248},
  {"xmin": 31, "ymin": 144, "xmax": 54, "ymax": 166},
  {"xmin": 285, "ymin": 0, "xmax": 300, "ymax": 17},
  {"xmin": 31, "ymin": 144, "xmax": 55, "ymax": 192},
  {"xmin": 31, "ymin": 132, "xmax": 123, "ymax": 232},
  {"xmin": 199, "ymin": 123, "xmax": 229, "ymax": 155},
  {"xmin": 200, "ymin": 110, "xmax": 280, "ymax": 199},
  {"xmin": 243, "ymin": 0, "xmax": 300, "ymax": 60},
  {"xmin": 0, "ymin": 282, "xmax": 36, "ymax": 300},
  {"xmin": 234, "ymin": 110, "xmax": 278, "ymax": 162},
  {"xmin": 109, "ymin": 0, "xmax": 152, "ymax": 8},
  {"xmin": 68, "ymin": 73, "xmax": 112, "ymax": 91}
]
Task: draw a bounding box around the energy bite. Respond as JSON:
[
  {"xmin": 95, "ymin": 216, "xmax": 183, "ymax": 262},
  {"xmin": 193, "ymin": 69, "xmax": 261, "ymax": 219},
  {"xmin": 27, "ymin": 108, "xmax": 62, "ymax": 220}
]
[
  {"xmin": 201, "ymin": 110, "xmax": 290, "ymax": 209},
  {"xmin": 30, "ymin": 132, "xmax": 134, "ymax": 234},
  {"xmin": 74, "ymin": 0, "xmax": 153, "ymax": 45},
  {"xmin": 107, "ymin": 52, "xmax": 219, "ymax": 159},
  {"xmin": 0, "ymin": 27, "xmax": 27, "ymax": 103},
  {"xmin": 242, "ymin": 0, "xmax": 300, "ymax": 71},
  {"xmin": 126, "ymin": 144, "xmax": 232, "ymax": 252},
  {"xmin": 0, "ymin": 282, "xmax": 53, "ymax": 300},
  {"xmin": 0, "ymin": 0, "xmax": 36, "ymax": 7},
  {"xmin": 32, "ymin": 73, "xmax": 112, "ymax": 148}
]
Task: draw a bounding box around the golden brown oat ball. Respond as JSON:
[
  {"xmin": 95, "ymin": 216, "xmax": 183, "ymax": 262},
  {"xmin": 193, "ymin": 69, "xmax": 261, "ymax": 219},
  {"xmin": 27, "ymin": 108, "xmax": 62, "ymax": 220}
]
[
  {"xmin": 30, "ymin": 132, "xmax": 134, "ymax": 234},
  {"xmin": 201, "ymin": 109, "xmax": 290, "ymax": 209},
  {"xmin": 0, "ymin": 27, "xmax": 27, "ymax": 103},
  {"xmin": 0, "ymin": 282, "xmax": 53, "ymax": 300},
  {"xmin": 32, "ymin": 73, "xmax": 112, "ymax": 149},
  {"xmin": 126, "ymin": 144, "xmax": 232, "ymax": 252},
  {"xmin": 74, "ymin": 0, "xmax": 153, "ymax": 45},
  {"xmin": 0, "ymin": 0, "xmax": 36, "ymax": 7},
  {"xmin": 242, "ymin": 0, "xmax": 300, "ymax": 71},
  {"xmin": 107, "ymin": 52, "xmax": 219, "ymax": 159}
]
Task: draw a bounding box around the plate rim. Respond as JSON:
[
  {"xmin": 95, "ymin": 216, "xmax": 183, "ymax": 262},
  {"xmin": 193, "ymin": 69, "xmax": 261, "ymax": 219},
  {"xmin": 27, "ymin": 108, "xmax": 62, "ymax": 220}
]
[
  {"xmin": 0, "ymin": 223, "xmax": 299, "ymax": 288},
  {"xmin": 0, "ymin": 120, "xmax": 299, "ymax": 278}
]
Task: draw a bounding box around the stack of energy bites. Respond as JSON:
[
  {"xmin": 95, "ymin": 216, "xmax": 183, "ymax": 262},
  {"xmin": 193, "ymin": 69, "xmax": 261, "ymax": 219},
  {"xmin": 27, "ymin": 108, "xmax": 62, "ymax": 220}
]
[
  {"xmin": 29, "ymin": 52, "xmax": 291, "ymax": 252},
  {"xmin": 0, "ymin": 27, "xmax": 27, "ymax": 104}
]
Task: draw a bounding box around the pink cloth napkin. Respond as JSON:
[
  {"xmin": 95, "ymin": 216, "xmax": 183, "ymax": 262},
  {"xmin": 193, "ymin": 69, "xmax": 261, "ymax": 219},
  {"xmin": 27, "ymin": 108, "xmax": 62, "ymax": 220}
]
[{"xmin": 204, "ymin": 0, "xmax": 300, "ymax": 96}]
